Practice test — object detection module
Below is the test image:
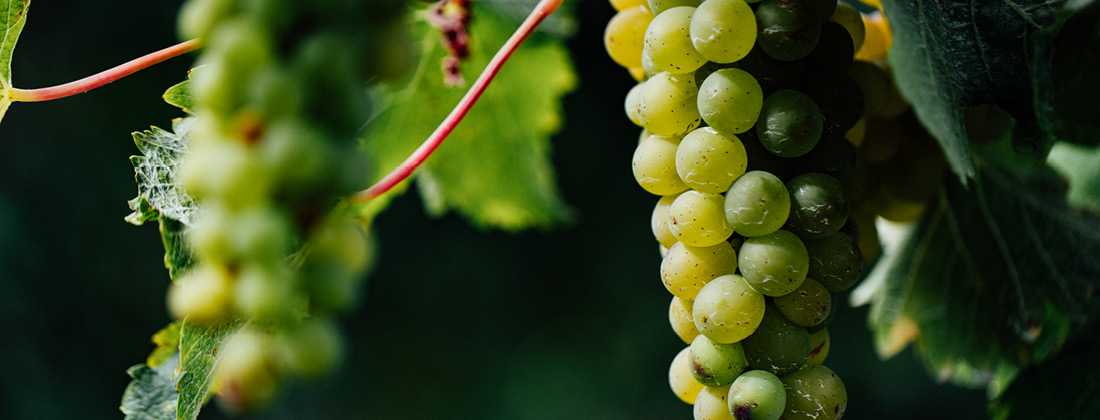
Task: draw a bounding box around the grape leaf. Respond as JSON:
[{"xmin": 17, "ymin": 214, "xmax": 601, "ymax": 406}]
[
  {"xmin": 1030, "ymin": 0, "xmax": 1100, "ymax": 147},
  {"xmin": 852, "ymin": 141, "xmax": 1100, "ymax": 396},
  {"xmin": 175, "ymin": 317, "xmax": 244, "ymax": 420},
  {"xmin": 990, "ymin": 321, "xmax": 1100, "ymax": 420},
  {"xmin": 359, "ymin": 2, "xmax": 576, "ymax": 230},
  {"xmin": 0, "ymin": 0, "xmax": 30, "ymax": 124},
  {"xmin": 879, "ymin": 0, "xmax": 1060, "ymax": 182},
  {"xmin": 120, "ymin": 352, "xmax": 180, "ymax": 420},
  {"xmin": 127, "ymin": 117, "xmax": 199, "ymax": 228}
]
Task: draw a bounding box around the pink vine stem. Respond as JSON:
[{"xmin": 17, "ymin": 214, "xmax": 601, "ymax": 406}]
[
  {"xmin": 352, "ymin": 0, "xmax": 563, "ymax": 203},
  {"xmin": 9, "ymin": 39, "xmax": 201, "ymax": 103}
]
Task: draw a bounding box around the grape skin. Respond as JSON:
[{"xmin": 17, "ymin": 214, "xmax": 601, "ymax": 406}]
[
  {"xmin": 676, "ymin": 127, "xmax": 749, "ymax": 194},
  {"xmin": 693, "ymin": 274, "xmax": 766, "ymax": 343},
  {"xmin": 662, "ymin": 241, "xmax": 739, "ymax": 300}
]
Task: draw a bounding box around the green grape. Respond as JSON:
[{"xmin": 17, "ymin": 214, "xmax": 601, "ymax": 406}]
[
  {"xmin": 785, "ymin": 173, "xmax": 849, "ymax": 240},
  {"xmin": 641, "ymin": 46, "xmax": 660, "ymax": 76},
  {"xmin": 806, "ymin": 293, "xmax": 837, "ymax": 333},
  {"xmin": 672, "ymin": 346, "xmax": 708, "ymax": 404},
  {"xmin": 167, "ymin": 264, "xmax": 231, "ymax": 323},
  {"xmin": 613, "ymin": 0, "xmax": 650, "ymax": 11},
  {"xmin": 693, "ymin": 274, "xmax": 766, "ymax": 343},
  {"xmin": 756, "ymin": 90, "xmax": 824, "ymax": 158},
  {"xmin": 694, "ymin": 385, "xmax": 735, "ymax": 420},
  {"xmin": 773, "ymin": 278, "xmax": 832, "ymax": 328},
  {"xmin": 803, "ymin": 22, "xmax": 855, "ymax": 78},
  {"xmin": 786, "ymin": 134, "xmax": 857, "ymax": 187},
  {"xmin": 179, "ymin": 138, "xmax": 272, "ymax": 208},
  {"xmin": 742, "ymin": 305, "xmax": 811, "ymax": 376},
  {"xmin": 738, "ymin": 230, "xmax": 809, "ymax": 297},
  {"xmin": 801, "ymin": 75, "xmax": 864, "ymax": 135},
  {"xmin": 644, "ymin": 6, "xmax": 707, "ymax": 74},
  {"xmin": 233, "ymin": 264, "xmax": 294, "ymax": 321},
  {"xmin": 724, "ymin": 171, "xmax": 790, "ymax": 237},
  {"xmin": 806, "ymin": 328, "xmax": 830, "ymax": 366},
  {"xmin": 698, "ymin": 68, "xmax": 763, "ymax": 134},
  {"xmin": 811, "ymin": 0, "xmax": 838, "ymax": 24},
  {"xmin": 669, "ymin": 190, "xmax": 736, "ymax": 247},
  {"xmin": 301, "ymin": 219, "xmax": 373, "ymax": 315},
  {"xmin": 847, "ymin": 60, "xmax": 896, "ymax": 118},
  {"xmin": 830, "ymin": 2, "xmax": 865, "ymax": 51},
  {"xmin": 780, "ymin": 365, "xmax": 847, "ymax": 420},
  {"xmin": 740, "ymin": 128, "xmax": 798, "ymax": 180},
  {"xmin": 216, "ymin": 329, "xmax": 281, "ymax": 411},
  {"xmin": 690, "ymin": 0, "xmax": 756, "ymax": 64},
  {"xmin": 258, "ymin": 120, "xmax": 342, "ymax": 200},
  {"xmin": 177, "ymin": 0, "xmax": 236, "ymax": 40},
  {"xmin": 638, "ymin": 72, "xmax": 703, "ymax": 136},
  {"xmin": 694, "ymin": 60, "xmax": 737, "ymax": 88},
  {"xmin": 605, "ymin": 6, "xmax": 655, "ymax": 69},
  {"xmin": 633, "ymin": 132, "xmax": 690, "ymax": 195},
  {"xmin": 805, "ymin": 232, "xmax": 863, "ymax": 292},
  {"xmin": 282, "ymin": 318, "xmax": 344, "ymax": 379},
  {"xmin": 737, "ymin": 44, "xmax": 805, "ymax": 94},
  {"xmin": 671, "ymin": 296, "xmax": 702, "ymax": 344},
  {"xmin": 662, "ymin": 241, "xmax": 739, "ymax": 300},
  {"xmin": 676, "ymin": 127, "xmax": 748, "ymax": 194},
  {"xmin": 625, "ymin": 82, "xmax": 645, "ymax": 126},
  {"xmin": 754, "ymin": 0, "xmax": 822, "ymax": 62},
  {"xmin": 226, "ymin": 207, "xmax": 294, "ymax": 263},
  {"xmin": 653, "ymin": 193, "xmax": 685, "ymax": 248},
  {"xmin": 649, "ymin": 0, "xmax": 703, "ymax": 16},
  {"xmin": 689, "ymin": 335, "xmax": 748, "ymax": 386},
  {"xmin": 728, "ymin": 370, "xmax": 786, "ymax": 420}
]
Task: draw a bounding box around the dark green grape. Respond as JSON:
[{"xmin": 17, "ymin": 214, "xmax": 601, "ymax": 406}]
[
  {"xmin": 689, "ymin": 335, "xmax": 748, "ymax": 387},
  {"xmin": 736, "ymin": 44, "xmax": 805, "ymax": 94},
  {"xmin": 810, "ymin": 0, "xmax": 838, "ymax": 24},
  {"xmin": 694, "ymin": 60, "xmax": 738, "ymax": 88},
  {"xmin": 773, "ymin": 278, "xmax": 832, "ymax": 328},
  {"xmin": 806, "ymin": 293, "xmax": 838, "ymax": 333},
  {"xmin": 740, "ymin": 128, "xmax": 795, "ymax": 179},
  {"xmin": 756, "ymin": 90, "xmax": 823, "ymax": 158},
  {"xmin": 787, "ymin": 134, "xmax": 858, "ymax": 187},
  {"xmin": 780, "ymin": 365, "xmax": 847, "ymax": 420},
  {"xmin": 738, "ymin": 230, "xmax": 809, "ymax": 297},
  {"xmin": 803, "ymin": 22, "xmax": 854, "ymax": 78},
  {"xmin": 754, "ymin": 0, "xmax": 823, "ymax": 62},
  {"xmin": 785, "ymin": 173, "xmax": 849, "ymax": 240},
  {"xmin": 801, "ymin": 75, "xmax": 864, "ymax": 135},
  {"xmin": 728, "ymin": 370, "xmax": 786, "ymax": 420},
  {"xmin": 742, "ymin": 305, "xmax": 811, "ymax": 376},
  {"xmin": 805, "ymin": 231, "xmax": 863, "ymax": 292}
]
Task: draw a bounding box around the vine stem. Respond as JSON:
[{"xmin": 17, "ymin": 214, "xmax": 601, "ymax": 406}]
[
  {"xmin": 352, "ymin": 0, "xmax": 563, "ymax": 203},
  {"xmin": 9, "ymin": 39, "xmax": 201, "ymax": 103}
]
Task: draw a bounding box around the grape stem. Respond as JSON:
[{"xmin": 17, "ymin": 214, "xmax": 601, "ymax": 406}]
[
  {"xmin": 352, "ymin": 0, "xmax": 563, "ymax": 203},
  {"xmin": 9, "ymin": 39, "xmax": 201, "ymax": 103}
]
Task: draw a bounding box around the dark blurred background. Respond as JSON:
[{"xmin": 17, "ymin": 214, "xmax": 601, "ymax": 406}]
[{"xmin": 0, "ymin": 1, "xmax": 988, "ymax": 419}]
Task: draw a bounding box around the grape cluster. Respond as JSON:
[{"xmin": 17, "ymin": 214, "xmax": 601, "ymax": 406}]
[
  {"xmin": 605, "ymin": 1, "xmax": 900, "ymax": 418},
  {"xmin": 167, "ymin": 0, "xmax": 402, "ymax": 410}
]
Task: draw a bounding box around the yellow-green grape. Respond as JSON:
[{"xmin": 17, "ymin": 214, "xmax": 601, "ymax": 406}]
[
  {"xmin": 694, "ymin": 385, "xmax": 735, "ymax": 420},
  {"xmin": 638, "ymin": 72, "xmax": 703, "ymax": 136},
  {"xmin": 633, "ymin": 132, "xmax": 690, "ymax": 195},
  {"xmin": 738, "ymin": 230, "xmax": 809, "ymax": 297},
  {"xmin": 690, "ymin": 335, "xmax": 748, "ymax": 386},
  {"xmin": 653, "ymin": 193, "xmax": 685, "ymax": 248},
  {"xmin": 773, "ymin": 278, "xmax": 832, "ymax": 328},
  {"xmin": 741, "ymin": 306, "xmax": 811, "ymax": 376},
  {"xmin": 605, "ymin": 6, "xmax": 655, "ymax": 69},
  {"xmin": 281, "ymin": 318, "xmax": 344, "ymax": 379},
  {"xmin": 693, "ymin": 274, "xmax": 766, "ymax": 343},
  {"xmin": 301, "ymin": 220, "xmax": 373, "ymax": 314},
  {"xmin": 216, "ymin": 330, "xmax": 281, "ymax": 412},
  {"xmin": 676, "ymin": 127, "xmax": 749, "ymax": 194},
  {"xmin": 644, "ymin": 6, "xmax": 708, "ymax": 74},
  {"xmin": 724, "ymin": 171, "xmax": 791, "ymax": 237},
  {"xmin": 668, "ymin": 190, "xmax": 736, "ymax": 247},
  {"xmin": 671, "ymin": 296, "xmax": 701, "ymax": 344},
  {"xmin": 830, "ymin": 3, "xmax": 865, "ymax": 52},
  {"xmin": 728, "ymin": 370, "xmax": 786, "ymax": 420},
  {"xmin": 690, "ymin": 0, "xmax": 756, "ymax": 63},
  {"xmin": 612, "ymin": 0, "xmax": 650, "ymax": 11},
  {"xmin": 780, "ymin": 365, "xmax": 847, "ymax": 420},
  {"xmin": 178, "ymin": 0, "xmax": 236, "ymax": 40},
  {"xmin": 698, "ymin": 68, "xmax": 763, "ymax": 134},
  {"xmin": 649, "ymin": 0, "xmax": 703, "ymax": 17},
  {"xmin": 672, "ymin": 346, "xmax": 707, "ymax": 404},
  {"xmin": 662, "ymin": 241, "xmax": 739, "ymax": 299},
  {"xmin": 233, "ymin": 264, "xmax": 294, "ymax": 321},
  {"xmin": 179, "ymin": 139, "xmax": 272, "ymax": 209},
  {"xmin": 806, "ymin": 328, "xmax": 830, "ymax": 366},
  {"xmin": 625, "ymin": 82, "xmax": 645, "ymax": 126},
  {"xmin": 167, "ymin": 264, "xmax": 231, "ymax": 323}
]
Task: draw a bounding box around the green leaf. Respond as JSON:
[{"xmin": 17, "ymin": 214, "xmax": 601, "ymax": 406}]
[
  {"xmin": 162, "ymin": 68, "xmax": 199, "ymax": 114},
  {"xmin": 175, "ymin": 317, "xmax": 245, "ymax": 420},
  {"xmin": 359, "ymin": 3, "xmax": 576, "ymax": 230},
  {"xmin": 127, "ymin": 117, "xmax": 199, "ymax": 227},
  {"xmin": 0, "ymin": 0, "xmax": 30, "ymax": 123},
  {"xmin": 852, "ymin": 142, "xmax": 1100, "ymax": 395},
  {"xmin": 990, "ymin": 322, "xmax": 1100, "ymax": 420},
  {"xmin": 120, "ymin": 352, "xmax": 180, "ymax": 420},
  {"xmin": 880, "ymin": 0, "xmax": 1060, "ymax": 182},
  {"xmin": 1030, "ymin": 0, "xmax": 1100, "ymax": 147},
  {"xmin": 148, "ymin": 321, "xmax": 183, "ymax": 368}
]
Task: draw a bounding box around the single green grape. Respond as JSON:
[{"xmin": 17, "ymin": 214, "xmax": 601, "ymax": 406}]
[
  {"xmin": 167, "ymin": 264, "xmax": 231, "ymax": 323},
  {"xmin": 694, "ymin": 384, "xmax": 735, "ymax": 420},
  {"xmin": 693, "ymin": 274, "xmax": 766, "ymax": 343},
  {"xmin": 694, "ymin": 60, "xmax": 737, "ymax": 87},
  {"xmin": 754, "ymin": 0, "xmax": 822, "ymax": 62},
  {"xmin": 671, "ymin": 296, "xmax": 701, "ymax": 344},
  {"xmin": 605, "ymin": 5, "xmax": 655, "ymax": 69},
  {"xmin": 780, "ymin": 365, "xmax": 847, "ymax": 420},
  {"xmin": 662, "ymin": 241, "xmax": 739, "ymax": 300},
  {"xmin": 676, "ymin": 127, "xmax": 748, "ymax": 194},
  {"xmin": 801, "ymin": 74, "xmax": 863, "ymax": 135},
  {"xmin": 805, "ymin": 232, "xmax": 863, "ymax": 292},
  {"xmin": 742, "ymin": 305, "xmax": 811, "ymax": 376},
  {"xmin": 689, "ymin": 335, "xmax": 748, "ymax": 387},
  {"xmin": 233, "ymin": 263, "xmax": 294, "ymax": 321},
  {"xmin": 633, "ymin": 132, "xmax": 690, "ymax": 195},
  {"xmin": 773, "ymin": 278, "xmax": 832, "ymax": 328},
  {"xmin": 738, "ymin": 230, "xmax": 809, "ymax": 297},
  {"xmin": 653, "ymin": 193, "xmax": 685, "ymax": 248},
  {"xmin": 649, "ymin": 0, "xmax": 703, "ymax": 16},
  {"xmin": 756, "ymin": 90, "xmax": 824, "ymax": 158},
  {"xmin": 638, "ymin": 72, "xmax": 703, "ymax": 136},
  {"xmin": 724, "ymin": 170, "xmax": 790, "ymax": 237},
  {"xmin": 698, "ymin": 68, "xmax": 763, "ymax": 134},
  {"xmin": 644, "ymin": 6, "xmax": 707, "ymax": 74},
  {"xmin": 728, "ymin": 370, "xmax": 786, "ymax": 420},
  {"xmin": 785, "ymin": 173, "xmax": 849, "ymax": 240},
  {"xmin": 690, "ymin": 0, "xmax": 756, "ymax": 64},
  {"xmin": 803, "ymin": 22, "xmax": 855, "ymax": 78},
  {"xmin": 282, "ymin": 318, "xmax": 344, "ymax": 379},
  {"xmin": 625, "ymin": 82, "xmax": 646, "ymax": 126},
  {"xmin": 672, "ymin": 346, "xmax": 708, "ymax": 404},
  {"xmin": 806, "ymin": 328, "xmax": 830, "ymax": 366},
  {"xmin": 669, "ymin": 190, "xmax": 736, "ymax": 247}
]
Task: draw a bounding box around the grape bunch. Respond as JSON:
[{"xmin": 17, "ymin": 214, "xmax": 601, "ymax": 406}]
[
  {"xmin": 605, "ymin": 1, "xmax": 904, "ymax": 418},
  {"xmin": 166, "ymin": 0, "xmax": 403, "ymax": 410}
]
